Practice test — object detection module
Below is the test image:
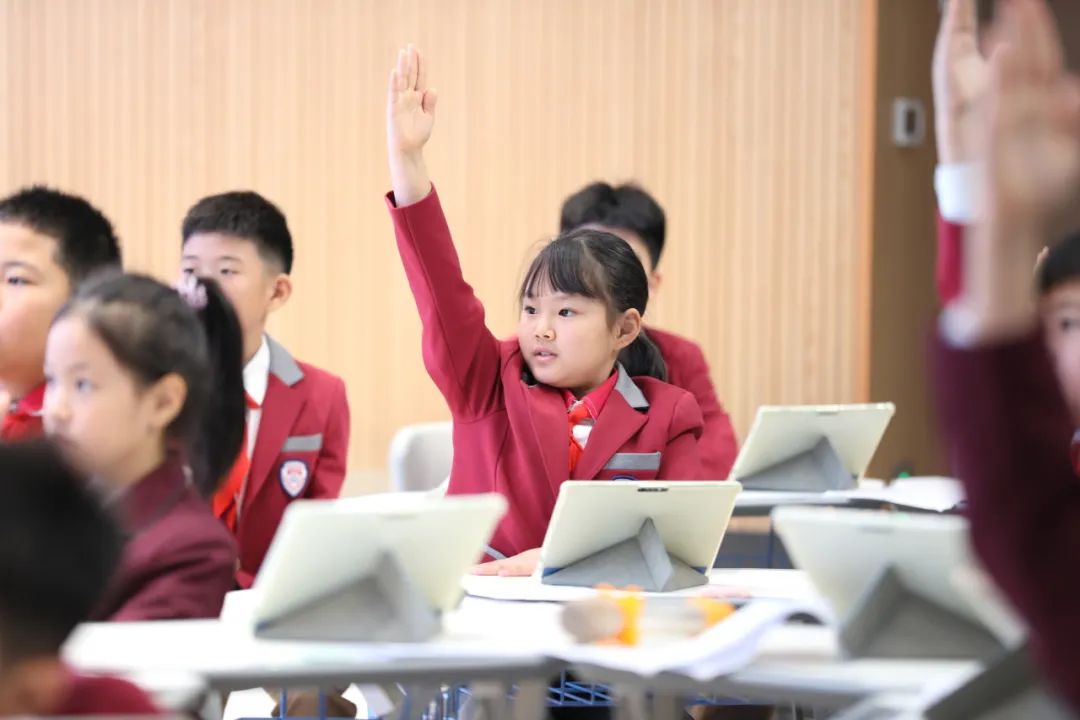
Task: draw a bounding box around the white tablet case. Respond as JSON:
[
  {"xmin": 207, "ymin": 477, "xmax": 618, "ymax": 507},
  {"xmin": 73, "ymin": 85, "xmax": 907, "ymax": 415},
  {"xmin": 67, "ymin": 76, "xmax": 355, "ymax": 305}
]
[
  {"xmin": 249, "ymin": 492, "xmax": 506, "ymax": 639},
  {"xmin": 539, "ymin": 481, "xmax": 741, "ymax": 590},
  {"xmin": 772, "ymin": 506, "xmax": 1023, "ymax": 645},
  {"xmin": 729, "ymin": 403, "xmax": 896, "ymax": 490}
]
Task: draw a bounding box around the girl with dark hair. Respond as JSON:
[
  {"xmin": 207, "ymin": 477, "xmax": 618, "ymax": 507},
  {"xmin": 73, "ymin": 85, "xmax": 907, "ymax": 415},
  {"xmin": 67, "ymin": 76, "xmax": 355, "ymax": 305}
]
[
  {"xmin": 385, "ymin": 46, "xmax": 706, "ymax": 576},
  {"xmin": 42, "ymin": 272, "xmax": 242, "ymax": 620}
]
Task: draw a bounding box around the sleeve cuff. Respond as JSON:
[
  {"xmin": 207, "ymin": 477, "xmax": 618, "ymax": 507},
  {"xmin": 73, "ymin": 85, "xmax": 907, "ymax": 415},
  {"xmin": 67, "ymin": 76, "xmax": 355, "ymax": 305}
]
[
  {"xmin": 934, "ymin": 163, "xmax": 982, "ymax": 224},
  {"xmin": 939, "ymin": 305, "xmax": 983, "ymax": 349},
  {"xmin": 939, "ymin": 305, "xmax": 1040, "ymax": 350}
]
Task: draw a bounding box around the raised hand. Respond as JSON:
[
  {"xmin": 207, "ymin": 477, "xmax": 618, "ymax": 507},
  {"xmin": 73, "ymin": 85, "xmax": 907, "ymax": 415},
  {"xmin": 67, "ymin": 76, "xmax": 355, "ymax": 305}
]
[
  {"xmin": 386, "ymin": 45, "xmax": 437, "ymax": 207},
  {"xmin": 954, "ymin": 0, "xmax": 1080, "ymax": 344},
  {"xmin": 387, "ymin": 45, "xmax": 438, "ymax": 157},
  {"xmin": 983, "ymin": 0, "xmax": 1080, "ymax": 234},
  {"xmin": 933, "ymin": 0, "xmax": 992, "ymax": 164}
]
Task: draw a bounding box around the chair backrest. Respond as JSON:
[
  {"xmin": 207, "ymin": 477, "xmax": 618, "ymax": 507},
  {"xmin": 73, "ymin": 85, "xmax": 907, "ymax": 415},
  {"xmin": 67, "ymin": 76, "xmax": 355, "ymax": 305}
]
[{"xmin": 387, "ymin": 421, "xmax": 454, "ymax": 493}]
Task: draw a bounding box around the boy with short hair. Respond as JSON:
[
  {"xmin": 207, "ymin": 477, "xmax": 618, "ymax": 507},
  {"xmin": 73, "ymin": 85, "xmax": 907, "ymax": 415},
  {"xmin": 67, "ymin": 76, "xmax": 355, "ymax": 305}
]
[
  {"xmin": 180, "ymin": 191, "xmax": 350, "ymax": 587},
  {"xmin": 0, "ymin": 186, "xmax": 122, "ymax": 441}
]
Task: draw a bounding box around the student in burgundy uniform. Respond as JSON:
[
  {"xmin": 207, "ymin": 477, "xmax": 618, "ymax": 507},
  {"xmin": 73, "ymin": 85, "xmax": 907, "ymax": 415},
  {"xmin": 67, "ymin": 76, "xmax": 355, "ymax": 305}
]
[
  {"xmin": 0, "ymin": 440, "xmax": 160, "ymax": 716},
  {"xmin": 179, "ymin": 192, "xmax": 350, "ymax": 588},
  {"xmin": 385, "ymin": 46, "xmax": 706, "ymax": 578},
  {"xmin": 560, "ymin": 182, "xmax": 738, "ymax": 478},
  {"xmin": 43, "ymin": 273, "xmax": 243, "ymax": 621},
  {"xmin": 933, "ymin": 0, "xmax": 1080, "ymax": 711},
  {"xmin": 0, "ymin": 187, "xmax": 122, "ymax": 442},
  {"xmin": 934, "ymin": 0, "xmax": 1080, "ymax": 473}
]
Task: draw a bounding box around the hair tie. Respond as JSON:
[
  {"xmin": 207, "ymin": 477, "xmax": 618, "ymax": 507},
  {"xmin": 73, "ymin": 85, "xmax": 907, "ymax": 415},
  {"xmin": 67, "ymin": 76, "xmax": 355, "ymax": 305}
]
[{"xmin": 175, "ymin": 274, "xmax": 208, "ymax": 310}]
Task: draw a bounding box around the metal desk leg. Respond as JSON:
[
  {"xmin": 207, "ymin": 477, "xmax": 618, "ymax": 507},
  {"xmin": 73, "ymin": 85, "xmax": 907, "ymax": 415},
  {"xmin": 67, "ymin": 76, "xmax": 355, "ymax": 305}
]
[
  {"xmin": 391, "ymin": 683, "xmax": 443, "ymax": 720},
  {"xmin": 612, "ymin": 684, "xmax": 649, "ymax": 720},
  {"xmin": 510, "ymin": 680, "xmax": 547, "ymax": 720},
  {"xmin": 462, "ymin": 681, "xmax": 510, "ymax": 720},
  {"xmin": 649, "ymin": 691, "xmax": 685, "ymax": 720}
]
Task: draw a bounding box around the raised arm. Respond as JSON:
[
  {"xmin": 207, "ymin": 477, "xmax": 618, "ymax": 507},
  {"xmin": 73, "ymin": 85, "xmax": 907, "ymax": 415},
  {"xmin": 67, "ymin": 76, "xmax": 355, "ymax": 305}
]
[
  {"xmin": 936, "ymin": 0, "xmax": 1080, "ymax": 708},
  {"xmin": 932, "ymin": 0, "xmax": 991, "ymax": 303},
  {"xmin": 385, "ymin": 46, "xmax": 503, "ymax": 419}
]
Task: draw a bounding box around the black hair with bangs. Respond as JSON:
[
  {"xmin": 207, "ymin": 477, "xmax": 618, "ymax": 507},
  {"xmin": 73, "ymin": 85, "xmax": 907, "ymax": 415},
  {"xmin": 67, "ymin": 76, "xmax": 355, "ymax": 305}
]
[{"xmin": 519, "ymin": 228, "xmax": 667, "ymax": 381}]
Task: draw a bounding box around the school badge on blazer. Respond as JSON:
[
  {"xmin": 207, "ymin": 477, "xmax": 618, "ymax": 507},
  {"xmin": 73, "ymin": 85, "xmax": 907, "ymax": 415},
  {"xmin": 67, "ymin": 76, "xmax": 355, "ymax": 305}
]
[{"xmin": 279, "ymin": 459, "xmax": 310, "ymax": 498}]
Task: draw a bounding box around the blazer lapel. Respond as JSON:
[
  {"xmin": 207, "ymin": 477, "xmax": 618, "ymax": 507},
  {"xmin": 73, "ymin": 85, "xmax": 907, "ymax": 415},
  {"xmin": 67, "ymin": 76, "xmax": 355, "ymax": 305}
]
[
  {"xmin": 572, "ymin": 367, "xmax": 650, "ymax": 480},
  {"xmin": 245, "ymin": 337, "xmax": 306, "ymax": 507},
  {"xmin": 524, "ymin": 383, "xmax": 572, "ymax": 498}
]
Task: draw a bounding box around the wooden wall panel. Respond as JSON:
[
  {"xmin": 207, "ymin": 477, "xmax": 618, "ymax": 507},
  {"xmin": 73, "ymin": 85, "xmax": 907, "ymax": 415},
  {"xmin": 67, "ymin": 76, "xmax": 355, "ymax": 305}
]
[
  {"xmin": 0, "ymin": 0, "xmax": 875, "ymax": 491},
  {"xmin": 867, "ymin": 0, "xmax": 943, "ymax": 478}
]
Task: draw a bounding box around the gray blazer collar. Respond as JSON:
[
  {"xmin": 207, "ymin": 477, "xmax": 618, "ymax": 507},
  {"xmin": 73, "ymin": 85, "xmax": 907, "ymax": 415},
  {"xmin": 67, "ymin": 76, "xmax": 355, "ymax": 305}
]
[{"xmin": 267, "ymin": 335, "xmax": 304, "ymax": 387}]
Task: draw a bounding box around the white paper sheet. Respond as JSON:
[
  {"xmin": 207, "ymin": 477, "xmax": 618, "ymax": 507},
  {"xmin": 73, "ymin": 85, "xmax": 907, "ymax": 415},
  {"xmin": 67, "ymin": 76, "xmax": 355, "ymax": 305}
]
[
  {"xmin": 462, "ymin": 569, "xmax": 819, "ymax": 604},
  {"xmin": 737, "ymin": 477, "xmax": 965, "ymax": 513},
  {"xmin": 551, "ymin": 599, "xmax": 827, "ymax": 682}
]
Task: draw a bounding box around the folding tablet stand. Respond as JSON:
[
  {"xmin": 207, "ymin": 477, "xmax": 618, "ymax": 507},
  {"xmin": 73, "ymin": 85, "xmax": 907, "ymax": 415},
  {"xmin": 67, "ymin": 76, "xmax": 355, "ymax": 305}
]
[
  {"xmin": 738, "ymin": 436, "xmax": 856, "ymax": 491},
  {"xmin": 838, "ymin": 564, "xmax": 1004, "ymax": 661},
  {"xmin": 924, "ymin": 643, "xmax": 1072, "ymax": 720},
  {"xmin": 255, "ymin": 551, "xmax": 441, "ymax": 642},
  {"xmin": 541, "ymin": 518, "xmax": 708, "ymax": 592}
]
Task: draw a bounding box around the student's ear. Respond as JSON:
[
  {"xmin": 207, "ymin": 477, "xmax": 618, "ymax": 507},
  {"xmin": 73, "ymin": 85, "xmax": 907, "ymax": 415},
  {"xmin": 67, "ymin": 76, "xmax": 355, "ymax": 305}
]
[
  {"xmin": 146, "ymin": 373, "xmax": 188, "ymax": 431},
  {"xmin": 613, "ymin": 308, "xmax": 643, "ymax": 351},
  {"xmin": 268, "ymin": 273, "xmax": 293, "ymax": 313}
]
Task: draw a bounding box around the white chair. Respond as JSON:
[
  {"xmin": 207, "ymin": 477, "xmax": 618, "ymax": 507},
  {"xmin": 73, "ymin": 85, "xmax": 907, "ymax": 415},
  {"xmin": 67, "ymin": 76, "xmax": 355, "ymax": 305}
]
[{"xmin": 387, "ymin": 421, "xmax": 453, "ymax": 493}]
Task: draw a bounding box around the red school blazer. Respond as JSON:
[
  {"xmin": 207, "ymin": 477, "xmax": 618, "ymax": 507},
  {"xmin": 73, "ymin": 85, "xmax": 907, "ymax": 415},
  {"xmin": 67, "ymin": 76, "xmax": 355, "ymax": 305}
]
[
  {"xmin": 646, "ymin": 326, "xmax": 738, "ymax": 479},
  {"xmin": 93, "ymin": 459, "xmax": 236, "ymax": 621},
  {"xmin": 933, "ymin": 330, "xmax": 1080, "ymax": 712},
  {"xmin": 234, "ymin": 338, "xmax": 350, "ymax": 588},
  {"xmin": 936, "ymin": 214, "xmax": 964, "ymax": 305},
  {"xmin": 53, "ymin": 669, "xmax": 161, "ymax": 716},
  {"xmin": 388, "ymin": 187, "xmax": 706, "ymax": 558}
]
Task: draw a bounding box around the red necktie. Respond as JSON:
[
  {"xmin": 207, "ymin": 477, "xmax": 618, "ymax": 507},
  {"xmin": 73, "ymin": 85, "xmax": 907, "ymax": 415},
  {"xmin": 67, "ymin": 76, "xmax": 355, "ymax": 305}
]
[
  {"xmin": 1, "ymin": 407, "xmax": 40, "ymax": 441},
  {"xmin": 1, "ymin": 386, "xmax": 45, "ymax": 442},
  {"xmin": 212, "ymin": 393, "xmax": 259, "ymax": 533},
  {"xmin": 567, "ymin": 402, "xmax": 591, "ymax": 473}
]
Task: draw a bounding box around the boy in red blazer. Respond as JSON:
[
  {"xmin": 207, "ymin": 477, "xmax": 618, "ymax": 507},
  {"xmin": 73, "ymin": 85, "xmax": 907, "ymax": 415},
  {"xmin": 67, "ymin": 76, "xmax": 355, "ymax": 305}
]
[
  {"xmin": 560, "ymin": 183, "xmax": 738, "ymax": 478},
  {"xmin": 387, "ymin": 46, "xmax": 705, "ymax": 576},
  {"xmin": 180, "ymin": 192, "xmax": 350, "ymax": 588},
  {"xmin": 934, "ymin": 0, "xmax": 1080, "ymax": 710},
  {"xmin": 0, "ymin": 188, "xmax": 122, "ymax": 441},
  {"xmin": 0, "ymin": 441, "xmax": 159, "ymax": 716}
]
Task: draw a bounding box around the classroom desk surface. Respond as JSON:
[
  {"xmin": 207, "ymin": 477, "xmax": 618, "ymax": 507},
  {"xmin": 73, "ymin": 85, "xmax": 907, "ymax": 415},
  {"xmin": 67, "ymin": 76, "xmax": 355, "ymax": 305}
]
[
  {"xmin": 64, "ymin": 608, "xmax": 563, "ymax": 692},
  {"xmin": 570, "ymin": 623, "xmax": 979, "ymax": 708},
  {"xmin": 65, "ymin": 575, "xmax": 979, "ymax": 710}
]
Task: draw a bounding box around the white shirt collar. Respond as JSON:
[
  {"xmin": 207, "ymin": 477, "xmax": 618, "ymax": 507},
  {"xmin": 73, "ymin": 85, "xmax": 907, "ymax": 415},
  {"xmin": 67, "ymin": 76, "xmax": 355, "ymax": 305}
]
[{"xmin": 244, "ymin": 335, "xmax": 271, "ymax": 406}]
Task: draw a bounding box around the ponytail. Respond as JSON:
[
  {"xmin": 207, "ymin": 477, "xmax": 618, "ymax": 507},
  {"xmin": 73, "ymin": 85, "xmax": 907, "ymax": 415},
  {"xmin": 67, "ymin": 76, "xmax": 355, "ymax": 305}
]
[
  {"xmin": 188, "ymin": 278, "xmax": 246, "ymax": 495},
  {"xmin": 56, "ymin": 272, "xmax": 245, "ymax": 497},
  {"xmin": 619, "ymin": 328, "xmax": 668, "ymax": 382}
]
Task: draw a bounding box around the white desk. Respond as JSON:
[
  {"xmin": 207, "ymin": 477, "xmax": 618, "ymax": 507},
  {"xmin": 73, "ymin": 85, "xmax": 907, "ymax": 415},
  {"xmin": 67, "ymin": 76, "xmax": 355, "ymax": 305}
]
[
  {"xmin": 65, "ymin": 610, "xmax": 562, "ymax": 693},
  {"xmin": 64, "ymin": 571, "xmax": 979, "ymax": 715},
  {"xmin": 735, "ymin": 478, "xmax": 965, "ymax": 514},
  {"xmin": 569, "ymin": 623, "xmax": 979, "ymax": 710}
]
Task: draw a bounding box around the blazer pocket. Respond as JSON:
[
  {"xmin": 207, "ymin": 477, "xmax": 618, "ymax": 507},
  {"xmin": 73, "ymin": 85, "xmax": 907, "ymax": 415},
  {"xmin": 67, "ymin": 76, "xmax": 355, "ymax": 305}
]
[
  {"xmin": 282, "ymin": 433, "xmax": 323, "ymax": 453},
  {"xmin": 598, "ymin": 452, "xmax": 662, "ymax": 481},
  {"xmin": 603, "ymin": 452, "xmax": 662, "ymax": 472}
]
